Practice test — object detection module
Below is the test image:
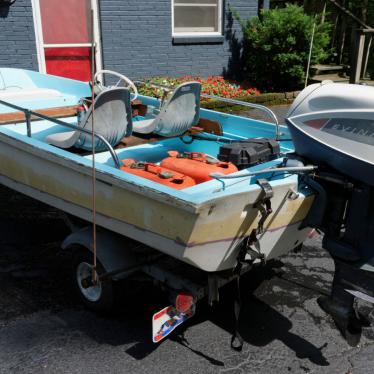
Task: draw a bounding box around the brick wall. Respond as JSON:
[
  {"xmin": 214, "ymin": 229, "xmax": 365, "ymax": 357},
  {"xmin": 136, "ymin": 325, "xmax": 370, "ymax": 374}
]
[
  {"xmin": 0, "ymin": 0, "xmax": 38, "ymax": 70},
  {"xmin": 99, "ymin": 0, "xmax": 258, "ymax": 79},
  {"xmin": 0, "ymin": 1, "xmax": 258, "ymax": 79}
]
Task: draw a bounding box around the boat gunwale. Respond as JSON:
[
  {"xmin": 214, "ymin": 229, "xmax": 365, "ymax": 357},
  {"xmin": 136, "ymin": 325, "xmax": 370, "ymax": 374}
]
[{"xmin": 0, "ymin": 125, "xmax": 301, "ymax": 215}]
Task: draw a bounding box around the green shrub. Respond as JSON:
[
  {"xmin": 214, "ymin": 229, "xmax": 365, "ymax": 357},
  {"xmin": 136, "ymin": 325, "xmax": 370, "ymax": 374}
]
[{"xmin": 236, "ymin": 4, "xmax": 332, "ymax": 91}]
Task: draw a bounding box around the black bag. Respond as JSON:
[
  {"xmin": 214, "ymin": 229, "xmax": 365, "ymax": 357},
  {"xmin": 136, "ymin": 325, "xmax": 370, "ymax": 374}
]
[{"xmin": 218, "ymin": 138, "xmax": 280, "ymax": 170}]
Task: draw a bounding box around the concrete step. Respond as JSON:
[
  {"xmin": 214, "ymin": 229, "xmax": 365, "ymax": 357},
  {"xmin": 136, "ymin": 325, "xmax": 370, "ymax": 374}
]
[
  {"xmin": 311, "ymin": 64, "xmax": 349, "ymax": 76},
  {"xmin": 310, "ymin": 73, "xmax": 349, "ymax": 83},
  {"xmin": 311, "ymin": 64, "xmax": 345, "ymax": 72}
]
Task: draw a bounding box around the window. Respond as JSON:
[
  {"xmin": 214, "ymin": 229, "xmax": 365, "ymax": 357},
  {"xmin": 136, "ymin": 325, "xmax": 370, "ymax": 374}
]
[{"xmin": 172, "ymin": 0, "xmax": 223, "ymax": 36}]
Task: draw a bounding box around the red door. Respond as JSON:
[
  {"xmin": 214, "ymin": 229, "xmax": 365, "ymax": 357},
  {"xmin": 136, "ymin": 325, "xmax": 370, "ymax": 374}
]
[{"xmin": 36, "ymin": 0, "xmax": 99, "ymax": 81}]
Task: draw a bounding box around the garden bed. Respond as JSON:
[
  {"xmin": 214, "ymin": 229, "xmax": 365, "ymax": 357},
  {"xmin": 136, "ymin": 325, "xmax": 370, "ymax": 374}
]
[
  {"xmin": 138, "ymin": 76, "xmax": 299, "ymax": 113},
  {"xmin": 201, "ymin": 91, "xmax": 300, "ymax": 113}
]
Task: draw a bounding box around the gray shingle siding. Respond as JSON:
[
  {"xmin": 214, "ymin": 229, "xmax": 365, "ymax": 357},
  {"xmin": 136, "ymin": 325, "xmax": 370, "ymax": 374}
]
[
  {"xmin": 0, "ymin": 0, "xmax": 38, "ymax": 70},
  {"xmin": 99, "ymin": 0, "xmax": 258, "ymax": 79}
]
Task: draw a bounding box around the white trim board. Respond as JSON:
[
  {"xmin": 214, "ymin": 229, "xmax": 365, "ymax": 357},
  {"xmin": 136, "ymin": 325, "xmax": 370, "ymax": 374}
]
[
  {"xmin": 171, "ymin": 0, "xmax": 223, "ymax": 37},
  {"xmin": 30, "ymin": 0, "xmax": 103, "ymax": 76}
]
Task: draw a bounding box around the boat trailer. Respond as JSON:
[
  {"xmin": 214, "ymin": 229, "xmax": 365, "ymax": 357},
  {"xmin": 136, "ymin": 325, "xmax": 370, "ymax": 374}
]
[{"xmin": 62, "ymin": 223, "xmax": 256, "ymax": 346}]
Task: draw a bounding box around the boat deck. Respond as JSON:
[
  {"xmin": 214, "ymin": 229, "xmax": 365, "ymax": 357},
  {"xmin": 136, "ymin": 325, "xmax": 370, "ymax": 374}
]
[
  {"xmin": 0, "ymin": 95, "xmax": 296, "ymax": 198},
  {"xmin": 0, "ymin": 65, "xmax": 295, "ymax": 202}
]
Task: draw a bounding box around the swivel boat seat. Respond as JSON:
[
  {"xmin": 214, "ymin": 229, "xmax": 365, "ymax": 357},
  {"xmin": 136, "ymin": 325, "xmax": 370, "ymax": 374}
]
[
  {"xmin": 46, "ymin": 70, "xmax": 137, "ymax": 152},
  {"xmin": 132, "ymin": 81, "xmax": 201, "ymax": 137}
]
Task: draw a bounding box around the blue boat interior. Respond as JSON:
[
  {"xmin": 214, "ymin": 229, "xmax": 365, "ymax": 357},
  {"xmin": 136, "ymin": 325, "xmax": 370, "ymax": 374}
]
[{"xmin": 0, "ymin": 68, "xmax": 299, "ymax": 203}]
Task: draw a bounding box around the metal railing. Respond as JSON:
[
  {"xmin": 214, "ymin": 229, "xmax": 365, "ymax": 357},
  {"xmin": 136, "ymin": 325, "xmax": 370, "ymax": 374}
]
[
  {"xmin": 0, "ymin": 99, "xmax": 121, "ymax": 169},
  {"xmin": 134, "ymin": 81, "xmax": 282, "ymax": 140},
  {"xmin": 200, "ymin": 94, "xmax": 282, "ymax": 140}
]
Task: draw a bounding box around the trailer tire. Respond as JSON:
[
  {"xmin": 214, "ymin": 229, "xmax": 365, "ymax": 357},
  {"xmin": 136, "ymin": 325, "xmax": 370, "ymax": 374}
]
[{"xmin": 71, "ymin": 247, "xmax": 115, "ymax": 313}]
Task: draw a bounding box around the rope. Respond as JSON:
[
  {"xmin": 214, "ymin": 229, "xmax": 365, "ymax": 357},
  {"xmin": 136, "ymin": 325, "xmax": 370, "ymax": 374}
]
[
  {"xmin": 0, "ymin": 70, "xmax": 5, "ymax": 90},
  {"xmin": 90, "ymin": 8, "xmax": 97, "ymax": 284}
]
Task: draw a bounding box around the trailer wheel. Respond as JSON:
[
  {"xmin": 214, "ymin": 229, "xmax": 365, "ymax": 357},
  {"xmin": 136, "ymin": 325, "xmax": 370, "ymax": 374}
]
[{"xmin": 71, "ymin": 248, "xmax": 114, "ymax": 313}]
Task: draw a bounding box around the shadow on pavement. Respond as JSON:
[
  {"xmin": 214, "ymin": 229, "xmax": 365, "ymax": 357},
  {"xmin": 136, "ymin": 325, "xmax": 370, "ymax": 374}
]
[
  {"xmin": 0, "ymin": 186, "xmax": 333, "ymax": 368},
  {"xmin": 116, "ymin": 264, "xmax": 330, "ymax": 367}
]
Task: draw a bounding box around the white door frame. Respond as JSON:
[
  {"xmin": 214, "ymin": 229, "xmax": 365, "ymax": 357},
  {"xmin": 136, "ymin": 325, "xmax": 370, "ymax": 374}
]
[{"xmin": 31, "ymin": 0, "xmax": 103, "ymax": 76}]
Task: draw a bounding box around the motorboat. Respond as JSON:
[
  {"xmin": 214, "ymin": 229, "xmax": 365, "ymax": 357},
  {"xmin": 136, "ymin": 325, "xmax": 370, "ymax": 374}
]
[
  {"xmin": 0, "ymin": 68, "xmax": 314, "ymax": 274},
  {"xmin": 1, "ymin": 68, "xmax": 372, "ymax": 347}
]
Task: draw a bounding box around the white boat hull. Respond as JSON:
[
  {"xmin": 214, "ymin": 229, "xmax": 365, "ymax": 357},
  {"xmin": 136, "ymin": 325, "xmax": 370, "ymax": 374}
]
[{"xmin": 0, "ymin": 131, "xmax": 313, "ymax": 272}]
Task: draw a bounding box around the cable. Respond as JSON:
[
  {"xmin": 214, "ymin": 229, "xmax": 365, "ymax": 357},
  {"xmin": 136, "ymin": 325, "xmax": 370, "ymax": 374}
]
[
  {"xmin": 0, "ymin": 70, "xmax": 5, "ymax": 90},
  {"xmin": 90, "ymin": 8, "xmax": 97, "ymax": 285}
]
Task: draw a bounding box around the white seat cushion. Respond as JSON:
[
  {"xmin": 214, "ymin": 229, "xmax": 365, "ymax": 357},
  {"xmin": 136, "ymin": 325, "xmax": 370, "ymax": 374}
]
[
  {"xmin": 132, "ymin": 118, "xmax": 157, "ymax": 134},
  {"xmin": 0, "ymin": 88, "xmax": 63, "ymax": 101},
  {"xmin": 46, "ymin": 130, "xmax": 80, "ymax": 149}
]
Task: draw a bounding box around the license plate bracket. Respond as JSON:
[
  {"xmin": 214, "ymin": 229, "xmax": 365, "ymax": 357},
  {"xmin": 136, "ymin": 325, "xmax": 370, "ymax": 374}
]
[{"xmin": 152, "ymin": 305, "xmax": 195, "ymax": 343}]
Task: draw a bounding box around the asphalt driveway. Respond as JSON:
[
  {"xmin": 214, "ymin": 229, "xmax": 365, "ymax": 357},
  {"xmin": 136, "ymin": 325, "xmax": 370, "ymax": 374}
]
[
  {"xmin": 0, "ymin": 104, "xmax": 373, "ymax": 373},
  {"xmin": 0, "ymin": 184, "xmax": 373, "ymax": 374}
]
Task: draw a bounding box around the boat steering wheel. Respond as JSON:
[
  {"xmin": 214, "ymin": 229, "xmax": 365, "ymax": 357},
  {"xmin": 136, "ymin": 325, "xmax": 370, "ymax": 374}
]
[{"xmin": 94, "ymin": 70, "xmax": 138, "ymax": 101}]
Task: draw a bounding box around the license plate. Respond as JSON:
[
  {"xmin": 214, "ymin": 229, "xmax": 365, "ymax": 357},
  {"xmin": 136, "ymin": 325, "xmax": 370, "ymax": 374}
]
[{"xmin": 152, "ymin": 305, "xmax": 195, "ymax": 343}]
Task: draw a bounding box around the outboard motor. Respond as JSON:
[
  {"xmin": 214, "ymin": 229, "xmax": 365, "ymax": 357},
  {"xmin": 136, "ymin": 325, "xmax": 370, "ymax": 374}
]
[{"xmin": 286, "ymin": 81, "xmax": 374, "ymax": 346}]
